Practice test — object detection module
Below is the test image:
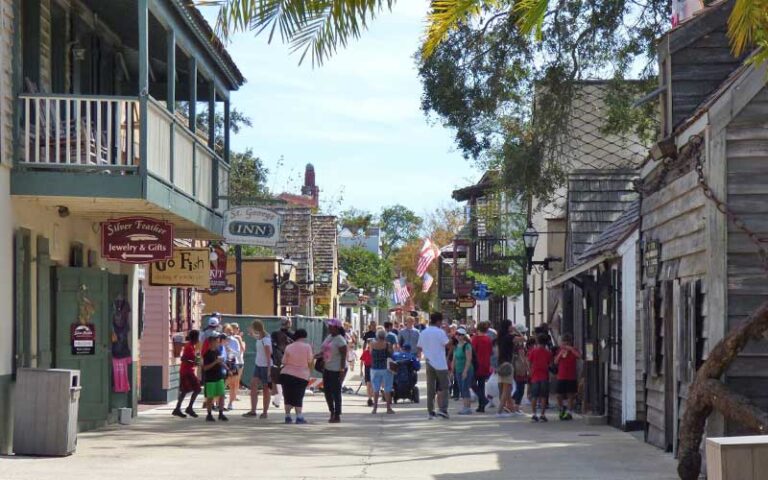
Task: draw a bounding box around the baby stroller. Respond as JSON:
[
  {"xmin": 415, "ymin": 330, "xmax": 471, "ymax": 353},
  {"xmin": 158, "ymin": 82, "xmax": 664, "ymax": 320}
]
[{"xmin": 392, "ymin": 349, "xmax": 421, "ymax": 403}]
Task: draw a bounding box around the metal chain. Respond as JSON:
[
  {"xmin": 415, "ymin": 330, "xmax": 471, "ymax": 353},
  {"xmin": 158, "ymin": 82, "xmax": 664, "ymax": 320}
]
[{"xmin": 689, "ymin": 134, "xmax": 768, "ymax": 274}]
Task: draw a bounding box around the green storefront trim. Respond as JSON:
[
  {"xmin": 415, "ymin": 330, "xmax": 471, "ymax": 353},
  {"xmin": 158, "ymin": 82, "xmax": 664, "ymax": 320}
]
[{"xmin": 0, "ymin": 374, "xmax": 14, "ymax": 455}]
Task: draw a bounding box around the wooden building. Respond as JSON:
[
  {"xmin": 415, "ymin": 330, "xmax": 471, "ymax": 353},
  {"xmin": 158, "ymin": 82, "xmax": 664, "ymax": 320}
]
[
  {"xmin": 2, "ymin": 0, "xmax": 244, "ymax": 449},
  {"xmin": 636, "ymin": 0, "xmax": 768, "ymax": 452},
  {"xmin": 549, "ymin": 175, "xmax": 642, "ymax": 430}
]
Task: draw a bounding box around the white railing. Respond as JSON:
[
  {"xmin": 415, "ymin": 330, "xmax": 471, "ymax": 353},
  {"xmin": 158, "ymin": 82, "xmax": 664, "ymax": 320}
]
[
  {"xmin": 21, "ymin": 94, "xmax": 139, "ymax": 169},
  {"xmin": 20, "ymin": 94, "xmax": 226, "ymax": 212}
]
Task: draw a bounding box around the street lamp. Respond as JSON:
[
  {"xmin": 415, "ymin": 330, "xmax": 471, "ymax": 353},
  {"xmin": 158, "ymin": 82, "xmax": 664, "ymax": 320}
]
[
  {"xmin": 512, "ymin": 225, "xmax": 559, "ymax": 330},
  {"xmin": 272, "ymin": 257, "xmax": 297, "ymax": 316},
  {"xmin": 523, "ymin": 225, "xmax": 540, "ymax": 250}
]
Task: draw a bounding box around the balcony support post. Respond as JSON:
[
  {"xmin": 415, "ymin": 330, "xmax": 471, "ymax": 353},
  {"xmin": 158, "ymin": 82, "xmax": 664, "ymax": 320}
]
[
  {"xmin": 224, "ymin": 98, "xmax": 230, "ymax": 164},
  {"xmin": 189, "ymin": 57, "xmax": 197, "ymax": 132},
  {"xmin": 211, "ymin": 89, "xmax": 219, "ymax": 210},
  {"xmin": 138, "ymin": 0, "xmax": 149, "ymax": 197},
  {"xmin": 166, "ymin": 30, "xmax": 175, "ymax": 112}
]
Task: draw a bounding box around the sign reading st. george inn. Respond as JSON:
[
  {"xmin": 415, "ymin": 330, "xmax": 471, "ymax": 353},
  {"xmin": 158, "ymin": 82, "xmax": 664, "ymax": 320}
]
[{"xmin": 223, "ymin": 207, "xmax": 282, "ymax": 247}]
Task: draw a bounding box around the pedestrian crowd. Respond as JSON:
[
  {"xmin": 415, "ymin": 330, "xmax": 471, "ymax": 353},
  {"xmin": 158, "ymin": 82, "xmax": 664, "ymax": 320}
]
[{"xmin": 171, "ymin": 311, "xmax": 580, "ymax": 424}]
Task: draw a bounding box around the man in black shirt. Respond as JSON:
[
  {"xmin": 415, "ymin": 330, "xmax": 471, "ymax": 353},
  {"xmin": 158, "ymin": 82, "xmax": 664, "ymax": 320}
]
[
  {"xmin": 203, "ymin": 334, "xmax": 229, "ymax": 422},
  {"xmin": 362, "ymin": 320, "xmax": 377, "ymax": 343}
]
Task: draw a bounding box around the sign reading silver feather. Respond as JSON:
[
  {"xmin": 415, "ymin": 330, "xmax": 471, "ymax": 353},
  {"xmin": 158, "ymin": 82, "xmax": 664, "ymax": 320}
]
[{"xmin": 223, "ymin": 207, "xmax": 281, "ymax": 247}]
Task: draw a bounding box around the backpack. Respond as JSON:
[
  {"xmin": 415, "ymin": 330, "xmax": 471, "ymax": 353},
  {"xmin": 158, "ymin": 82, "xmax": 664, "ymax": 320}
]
[{"xmin": 512, "ymin": 347, "xmax": 527, "ymax": 377}]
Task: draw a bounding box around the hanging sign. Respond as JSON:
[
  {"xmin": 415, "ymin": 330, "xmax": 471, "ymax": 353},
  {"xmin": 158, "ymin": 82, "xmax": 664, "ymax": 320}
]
[
  {"xmin": 71, "ymin": 323, "xmax": 96, "ymax": 355},
  {"xmin": 644, "ymin": 239, "xmax": 661, "ymax": 281},
  {"xmin": 472, "ymin": 283, "xmax": 490, "ymax": 301},
  {"xmin": 280, "ymin": 280, "xmax": 300, "ymax": 307},
  {"xmin": 150, "ymin": 248, "xmax": 210, "ymax": 287},
  {"xmin": 223, "ymin": 207, "xmax": 281, "ymax": 247},
  {"xmin": 209, "ymin": 246, "xmax": 229, "ymax": 290},
  {"xmin": 457, "ymin": 295, "xmax": 476, "ymax": 309},
  {"xmin": 101, "ymin": 217, "xmax": 174, "ymax": 264}
]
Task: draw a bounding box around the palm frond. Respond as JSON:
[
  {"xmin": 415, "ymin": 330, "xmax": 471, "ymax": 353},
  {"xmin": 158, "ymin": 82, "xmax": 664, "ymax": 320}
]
[
  {"xmin": 196, "ymin": 0, "xmax": 396, "ymax": 65},
  {"xmin": 728, "ymin": 0, "xmax": 768, "ymax": 57},
  {"xmin": 513, "ymin": 0, "xmax": 548, "ymax": 40},
  {"xmin": 422, "ymin": 0, "xmax": 488, "ymax": 59}
]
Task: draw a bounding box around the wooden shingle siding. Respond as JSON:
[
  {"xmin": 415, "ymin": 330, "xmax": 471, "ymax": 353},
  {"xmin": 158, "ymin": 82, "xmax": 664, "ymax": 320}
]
[
  {"xmin": 725, "ymin": 86, "xmax": 768, "ymax": 415},
  {"xmin": 566, "ymin": 171, "xmax": 638, "ymax": 267},
  {"xmin": 668, "ymin": 25, "xmax": 745, "ymax": 129}
]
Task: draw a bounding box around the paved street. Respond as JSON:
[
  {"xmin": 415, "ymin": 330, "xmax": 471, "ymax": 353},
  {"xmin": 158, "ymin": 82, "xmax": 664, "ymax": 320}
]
[{"xmin": 1, "ymin": 378, "xmax": 677, "ymax": 480}]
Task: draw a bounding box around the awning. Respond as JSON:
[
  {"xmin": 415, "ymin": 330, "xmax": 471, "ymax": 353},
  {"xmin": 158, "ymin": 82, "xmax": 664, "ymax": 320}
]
[{"xmin": 546, "ymin": 254, "xmax": 613, "ymax": 288}]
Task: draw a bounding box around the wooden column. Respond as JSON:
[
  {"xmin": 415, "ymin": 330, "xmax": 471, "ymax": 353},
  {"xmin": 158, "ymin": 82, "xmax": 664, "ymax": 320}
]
[
  {"xmin": 188, "ymin": 58, "xmax": 197, "ymax": 132},
  {"xmin": 224, "ymin": 98, "xmax": 230, "ymax": 164},
  {"xmin": 138, "ymin": 0, "xmax": 149, "ymax": 195},
  {"xmin": 166, "ymin": 30, "xmax": 175, "ymax": 112}
]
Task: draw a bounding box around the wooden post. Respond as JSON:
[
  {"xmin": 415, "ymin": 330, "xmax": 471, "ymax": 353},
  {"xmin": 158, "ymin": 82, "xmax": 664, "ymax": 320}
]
[
  {"xmin": 188, "ymin": 57, "xmax": 197, "ymax": 132},
  {"xmin": 138, "ymin": 0, "xmax": 149, "ymax": 196},
  {"xmin": 166, "ymin": 30, "xmax": 175, "ymax": 112},
  {"xmin": 208, "ymin": 88, "xmax": 215, "ymax": 150}
]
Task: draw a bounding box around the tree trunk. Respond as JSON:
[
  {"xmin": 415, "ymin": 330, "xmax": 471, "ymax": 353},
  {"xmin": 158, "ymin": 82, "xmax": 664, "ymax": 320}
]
[{"xmin": 677, "ymin": 301, "xmax": 768, "ymax": 480}]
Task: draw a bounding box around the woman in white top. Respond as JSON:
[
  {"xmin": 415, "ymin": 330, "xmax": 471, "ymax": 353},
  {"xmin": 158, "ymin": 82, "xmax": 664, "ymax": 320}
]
[
  {"xmin": 224, "ymin": 323, "xmax": 246, "ymax": 410},
  {"xmin": 243, "ymin": 320, "xmax": 272, "ymax": 419}
]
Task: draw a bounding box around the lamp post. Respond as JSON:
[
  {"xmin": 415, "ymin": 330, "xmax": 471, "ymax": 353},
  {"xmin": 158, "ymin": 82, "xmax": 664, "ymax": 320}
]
[
  {"xmin": 272, "ymin": 257, "xmax": 297, "ymax": 316},
  {"xmin": 522, "ymin": 225, "xmax": 539, "ymax": 329}
]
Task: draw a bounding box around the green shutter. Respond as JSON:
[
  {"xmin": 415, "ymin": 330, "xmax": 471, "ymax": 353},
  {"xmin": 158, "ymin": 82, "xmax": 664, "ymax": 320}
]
[
  {"xmin": 14, "ymin": 229, "xmax": 32, "ymax": 371},
  {"xmin": 36, "ymin": 236, "xmax": 52, "ymax": 368}
]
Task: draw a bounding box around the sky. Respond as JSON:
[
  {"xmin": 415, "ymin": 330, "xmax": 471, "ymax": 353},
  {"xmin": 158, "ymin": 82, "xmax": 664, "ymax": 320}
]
[{"xmin": 200, "ymin": 3, "xmax": 479, "ymax": 217}]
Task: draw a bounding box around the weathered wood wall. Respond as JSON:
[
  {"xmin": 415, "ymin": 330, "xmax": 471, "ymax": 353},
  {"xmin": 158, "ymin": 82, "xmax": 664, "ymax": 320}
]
[
  {"xmin": 640, "ymin": 168, "xmax": 708, "ymax": 449},
  {"xmin": 725, "ymin": 87, "xmax": 768, "ymax": 426}
]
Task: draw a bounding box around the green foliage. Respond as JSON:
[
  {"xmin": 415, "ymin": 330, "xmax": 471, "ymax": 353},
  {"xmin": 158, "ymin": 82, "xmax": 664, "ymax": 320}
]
[
  {"xmin": 204, "ymin": 0, "xmax": 397, "ymax": 66},
  {"xmin": 468, "ymin": 270, "xmax": 522, "ymax": 298},
  {"xmin": 229, "ymin": 149, "xmax": 271, "ymax": 206},
  {"xmin": 339, "ymin": 246, "xmax": 394, "ymax": 294},
  {"xmin": 338, "ymin": 208, "xmax": 374, "ymax": 234},
  {"xmin": 418, "ymin": 0, "xmax": 666, "ymax": 203},
  {"xmin": 380, "ymin": 205, "xmax": 423, "ymax": 259}
]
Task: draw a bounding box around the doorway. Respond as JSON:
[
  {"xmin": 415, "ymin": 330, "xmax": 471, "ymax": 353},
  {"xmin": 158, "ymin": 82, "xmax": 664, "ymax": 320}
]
[{"xmin": 53, "ymin": 267, "xmax": 129, "ymax": 430}]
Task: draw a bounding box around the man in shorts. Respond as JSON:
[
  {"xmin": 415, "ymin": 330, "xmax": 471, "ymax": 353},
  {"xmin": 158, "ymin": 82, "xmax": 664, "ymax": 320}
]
[
  {"xmin": 528, "ymin": 333, "xmax": 553, "ymax": 422},
  {"xmin": 555, "ymin": 333, "xmax": 581, "ymax": 420},
  {"xmin": 203, "ymin": 334, "xmax": 229, "ymax": 422}
]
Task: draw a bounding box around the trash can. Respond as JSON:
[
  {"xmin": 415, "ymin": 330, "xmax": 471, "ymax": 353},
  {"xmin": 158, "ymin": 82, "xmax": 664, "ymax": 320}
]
[{"xmin": 13, "ymin": 368, "xmax": 81, "ymax": 456}]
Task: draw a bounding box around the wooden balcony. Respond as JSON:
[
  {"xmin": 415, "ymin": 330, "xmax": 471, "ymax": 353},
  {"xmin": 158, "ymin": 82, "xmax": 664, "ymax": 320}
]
[
  {"xmin": 471, "ymin": 237, "xmax": 508, "ymax": 275},
  {"xmin": 12, "ymin": 93, "xmax": 229, "ymax": 238}
]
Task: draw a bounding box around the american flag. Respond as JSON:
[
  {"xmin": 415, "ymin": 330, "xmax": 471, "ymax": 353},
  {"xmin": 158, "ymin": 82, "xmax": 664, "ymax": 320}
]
[
  {"xmin": 393, "ymin": 277, "xmax": 410, "ymax": 304},
  {"xmin": 416, "ymin": 238, "xmax": 440, "ymax": 277},
  {"xmin": 421, "ymin": 272, "xmax": 434, "ymax": 293}
]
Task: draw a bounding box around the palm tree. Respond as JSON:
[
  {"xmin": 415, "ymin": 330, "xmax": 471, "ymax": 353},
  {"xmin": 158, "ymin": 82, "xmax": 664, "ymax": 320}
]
[{"xmin": 196, "ymin": 0, "xmax": 493, "ymax": 65}]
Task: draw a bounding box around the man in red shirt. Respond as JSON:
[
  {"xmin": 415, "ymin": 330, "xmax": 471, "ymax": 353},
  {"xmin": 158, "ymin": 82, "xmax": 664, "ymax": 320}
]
[
  {"xmin": 527, "ymin": 333, "xmax": 554, "ymax": 422},
  {"xmin": 555, "ymin": 333, "xmax": 581, "ymax": 420},
  {"xmin": 471, "ymin": 321, "xmax": 494, "ymax": 413}
]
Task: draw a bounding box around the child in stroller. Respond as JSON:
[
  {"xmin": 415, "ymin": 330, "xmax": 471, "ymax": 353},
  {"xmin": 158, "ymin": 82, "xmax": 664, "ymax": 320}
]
[{"xmin": 392, "ymin": 346, "xmax": 422, "ymax": 403}]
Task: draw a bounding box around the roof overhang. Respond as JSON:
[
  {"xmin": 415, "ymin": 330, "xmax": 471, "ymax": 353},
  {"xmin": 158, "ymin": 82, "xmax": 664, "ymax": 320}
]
[{"xmin": 546, "ymin": 254, "xmax": 613, "ymax": 288}]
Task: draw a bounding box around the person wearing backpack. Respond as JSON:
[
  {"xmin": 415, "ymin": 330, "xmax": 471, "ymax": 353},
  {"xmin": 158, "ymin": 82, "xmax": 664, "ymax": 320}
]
[
  {"xmin": 453, "ymin": 328, "xmax": 475, "ymax": 415},
  {"xmin": 471, "ymin": 321, "xmax": 493, "ymax": 413},
  {"xmin": 511, "ymin": 331, "xmax": 530, "ymax": 416}
]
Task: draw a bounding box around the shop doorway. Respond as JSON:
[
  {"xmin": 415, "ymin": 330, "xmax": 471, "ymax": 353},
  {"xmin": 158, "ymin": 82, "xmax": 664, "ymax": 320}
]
[{"xmin": 53, "ymin": 267, "xmax": 129, "ymax": 430}]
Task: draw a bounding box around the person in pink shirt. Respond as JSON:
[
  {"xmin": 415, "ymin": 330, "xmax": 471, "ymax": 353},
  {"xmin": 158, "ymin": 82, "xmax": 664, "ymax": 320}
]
[{"xmin": 279, "ymin": 329, "xmax": 314, "ymax": 424}]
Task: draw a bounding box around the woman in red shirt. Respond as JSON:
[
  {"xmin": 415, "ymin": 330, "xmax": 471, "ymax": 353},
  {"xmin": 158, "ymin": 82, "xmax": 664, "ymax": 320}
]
[
  {"xmin": 173, "ymin": 329, "xmax": 202, "ymax": 418},
  {"xmin": 471, "ymin": 321, "xmax": 493, "ymax": 413}
]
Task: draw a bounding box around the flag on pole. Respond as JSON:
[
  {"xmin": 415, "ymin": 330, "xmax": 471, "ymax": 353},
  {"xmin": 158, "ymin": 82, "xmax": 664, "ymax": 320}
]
[
  {"xmin": 416, "ymin": 238, "xmax": 440, "ymax": 277},
  {"xmin": 421, "ymin": 272, "xmax": 434, "ymax": 293},
  {"xmin": 393, "ymin": 277, "xmax": 410, "ymax": 304}
]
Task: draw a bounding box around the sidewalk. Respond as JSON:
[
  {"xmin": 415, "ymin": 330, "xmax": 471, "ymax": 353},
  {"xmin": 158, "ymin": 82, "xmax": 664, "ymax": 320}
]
[{"xmin": 0, "ymin": 379, "xmax": 677, "ymax": 479}]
